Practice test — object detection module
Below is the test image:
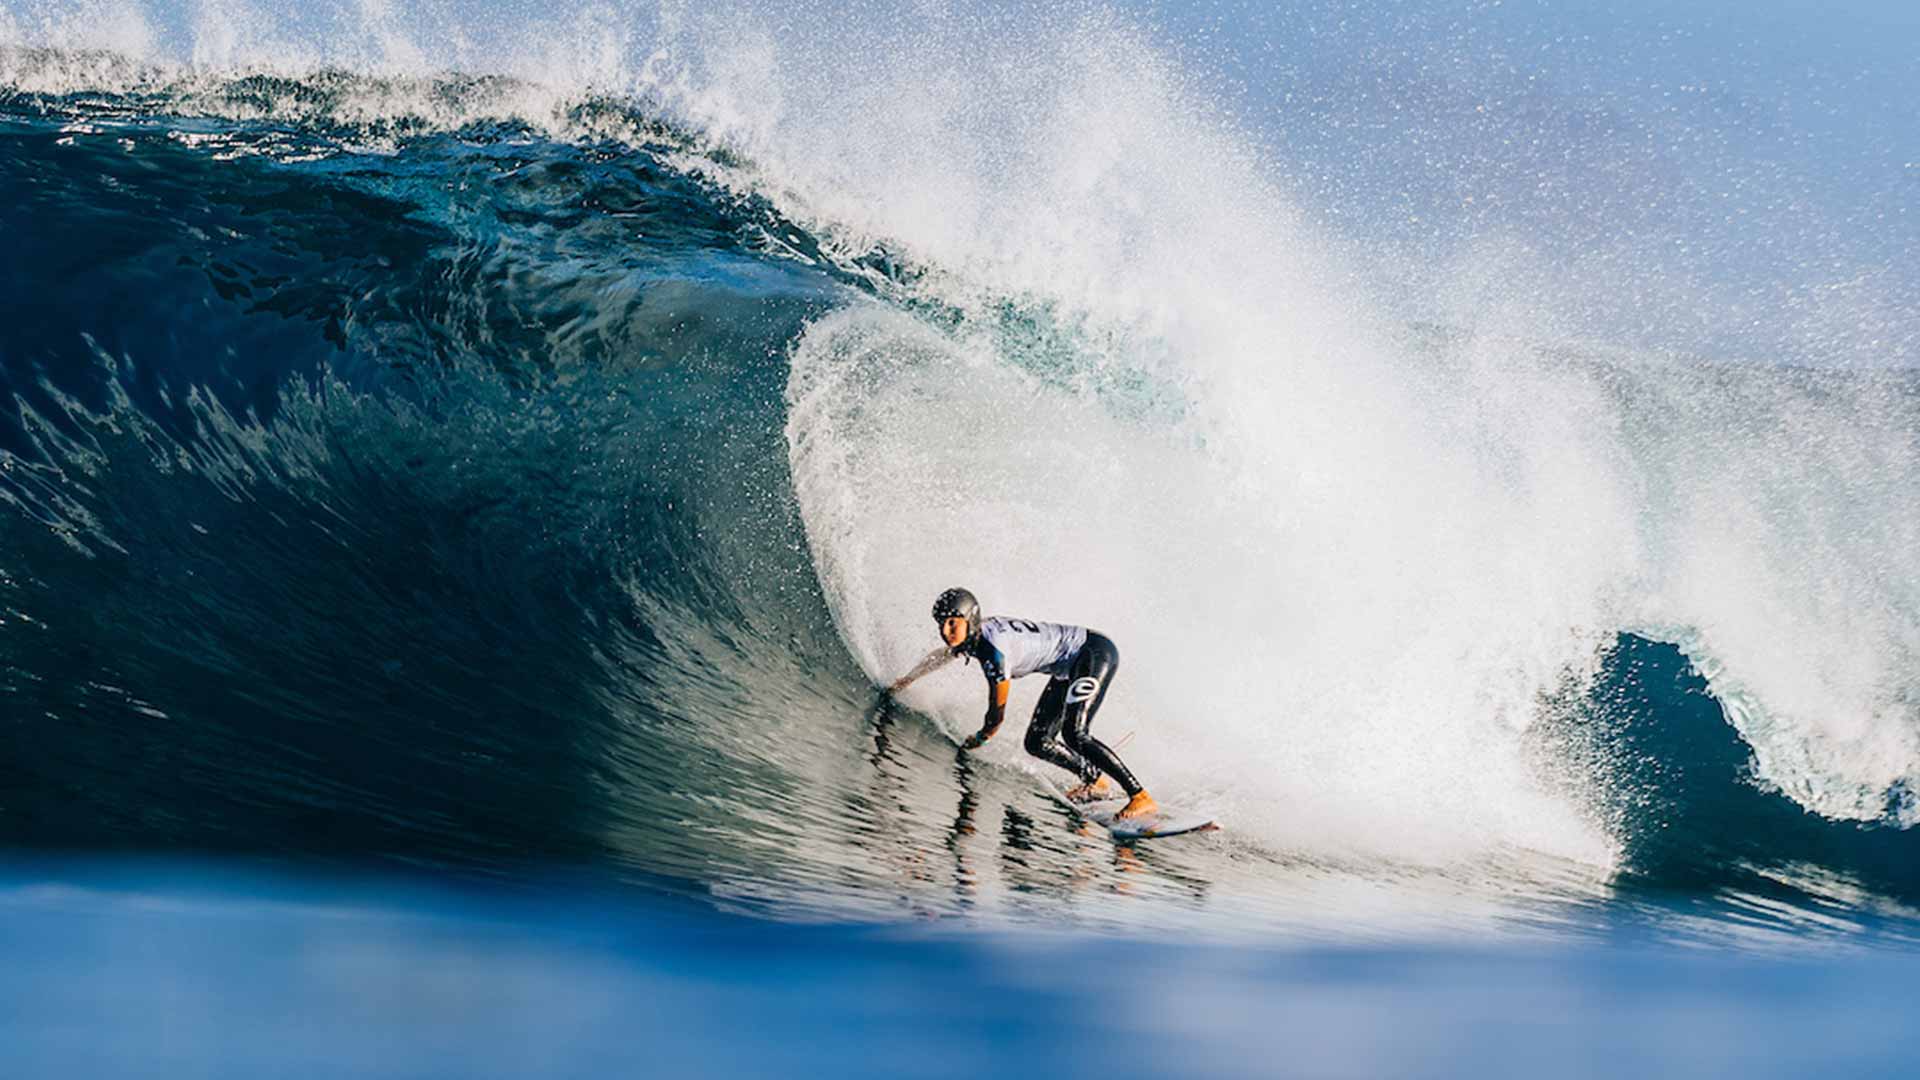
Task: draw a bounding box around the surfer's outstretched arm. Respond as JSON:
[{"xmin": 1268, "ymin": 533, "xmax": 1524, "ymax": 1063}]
[{"xmin": 888, "ymin": 648, "xmax": 954, "ymax": 693}]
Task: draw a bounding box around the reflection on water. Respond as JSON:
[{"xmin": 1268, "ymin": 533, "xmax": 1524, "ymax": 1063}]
[
  {"xmin": 835, "ymin": 694, "xmax": 1217, "ymax": 923},
  {"xmin": 704, "ymin": 694, "xmax": 1220, "ymax": 925},
  {"xmin": 669, "ymin": 696, "xmax": 1920, "ymax": 952}
]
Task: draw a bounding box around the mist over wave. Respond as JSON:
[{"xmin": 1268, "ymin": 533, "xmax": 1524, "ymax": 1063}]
[{"xmin": 3, "ymin": 1, "xmax": 1919, "ymax": 934}]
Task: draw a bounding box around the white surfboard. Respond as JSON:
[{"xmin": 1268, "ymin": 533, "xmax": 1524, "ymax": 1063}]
[{"xmin": 1086, "ymin": 803, "xmax": 1219, "ymax": 839}]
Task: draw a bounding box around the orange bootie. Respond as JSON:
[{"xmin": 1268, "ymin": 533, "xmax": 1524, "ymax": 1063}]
[
  {"xmin": 1065, "ymin": 777, "xmax": 1114, "ymax": 803},
  {"xmin": 1114, "ymin": 789, "xmax": 1158, "ymax": 820}
]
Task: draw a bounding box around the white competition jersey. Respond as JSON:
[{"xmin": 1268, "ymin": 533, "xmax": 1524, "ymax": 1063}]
[{"xmin": 974, "ymin": 616, "xmax": 1089, "ymax": 681}]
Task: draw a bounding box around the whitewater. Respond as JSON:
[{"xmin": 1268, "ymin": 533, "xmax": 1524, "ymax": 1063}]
[{"xmin": 3, "ymin": 0, "xmax": 1919, "ymax": 951}]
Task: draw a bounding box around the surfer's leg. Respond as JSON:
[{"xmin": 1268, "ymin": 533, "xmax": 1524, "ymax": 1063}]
[
  {"xmin": 1024, "ymin": 677, "xmax": 1101, "ymax": 783},
  {"xmin": 1060, "ymin": 633, "xmax": 1144, "ymax": 797}
]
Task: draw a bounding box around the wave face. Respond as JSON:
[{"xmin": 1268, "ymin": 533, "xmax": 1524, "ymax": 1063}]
[
  {"xmin": 3, "ymin": 3, "xmax": 1919, "ymax": 939},
  {"xmin": 0, "ymin": 88, "xmax": 864, "ymax": 877}
]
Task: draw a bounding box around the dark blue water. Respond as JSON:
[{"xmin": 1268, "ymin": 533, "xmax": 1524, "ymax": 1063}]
[{"xmin": 4, "ymin": 33, "xmax": 1920, "ymax": 1075}]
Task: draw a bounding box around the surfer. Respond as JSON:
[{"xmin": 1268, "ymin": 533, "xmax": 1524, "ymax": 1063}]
[{"xmin": 888, "ymin": 587, "xmax": 1158, "ymax": 820}]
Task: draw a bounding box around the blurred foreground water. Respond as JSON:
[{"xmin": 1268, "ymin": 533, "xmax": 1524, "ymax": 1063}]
[{"xmin": 4, "ymin": 860, "xmax": 1919, "ymax": 1078}]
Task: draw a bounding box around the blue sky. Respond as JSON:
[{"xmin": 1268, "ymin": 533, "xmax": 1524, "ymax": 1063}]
[{"xmin": 1116, "ymin": 0, "xmax": 1916, "ymax": 360}]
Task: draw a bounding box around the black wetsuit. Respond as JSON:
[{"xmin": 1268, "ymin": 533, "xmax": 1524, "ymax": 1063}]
[{"xmin": 963, "ymin": 617, "xmax": 1141, "ymax": 796}]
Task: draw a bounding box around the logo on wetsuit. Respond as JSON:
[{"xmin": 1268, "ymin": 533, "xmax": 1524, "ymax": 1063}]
[{"xmin": 1065, "ymin": 677, "xmax": 1100, "ymax": 704}]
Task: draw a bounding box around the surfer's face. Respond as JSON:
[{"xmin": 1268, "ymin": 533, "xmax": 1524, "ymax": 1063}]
[{"xmin": 939, "ymin": 616, "xmax": 970, "ymax": 648}]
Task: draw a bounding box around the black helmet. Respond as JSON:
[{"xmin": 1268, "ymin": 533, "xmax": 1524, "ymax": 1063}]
[{"xmin": 932, "ymin": 587, "xmax": 981, "ymax": 641}]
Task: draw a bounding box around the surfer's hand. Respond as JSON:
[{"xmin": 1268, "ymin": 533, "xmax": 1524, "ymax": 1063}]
[{"xmin": 961, "ymin": 731, "xmax": 989, "ymax": 750}]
